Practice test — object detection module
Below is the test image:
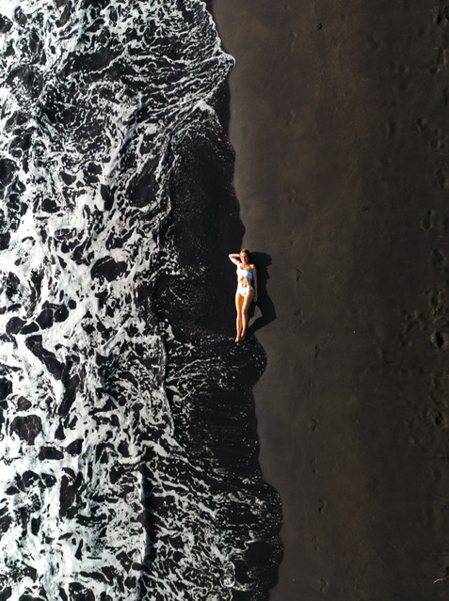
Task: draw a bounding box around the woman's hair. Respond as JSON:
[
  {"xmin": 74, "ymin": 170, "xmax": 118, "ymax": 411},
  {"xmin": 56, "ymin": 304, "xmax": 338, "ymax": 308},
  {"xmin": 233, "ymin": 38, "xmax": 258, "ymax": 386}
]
[{"xmin": 240, "ymin": 248, "xmax": 251, "ymax": 258}]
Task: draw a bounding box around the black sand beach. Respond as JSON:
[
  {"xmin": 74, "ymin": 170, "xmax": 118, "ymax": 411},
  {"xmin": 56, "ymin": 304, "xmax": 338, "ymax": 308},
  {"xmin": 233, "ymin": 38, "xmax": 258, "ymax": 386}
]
[
  {"xmin": 2, "ymin": 1, "xmax": 449, "ymax": 598},
  {"xmin": 213, "ymin": 1, "xmax": 449, "ymax": 599}
]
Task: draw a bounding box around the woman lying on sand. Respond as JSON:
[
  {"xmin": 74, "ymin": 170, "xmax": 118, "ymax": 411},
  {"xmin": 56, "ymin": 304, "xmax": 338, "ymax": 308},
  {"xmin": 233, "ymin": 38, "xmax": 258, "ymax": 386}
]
[{"xmin": 229, "ymin": 249, "xmax": 258, "ymax": 342}]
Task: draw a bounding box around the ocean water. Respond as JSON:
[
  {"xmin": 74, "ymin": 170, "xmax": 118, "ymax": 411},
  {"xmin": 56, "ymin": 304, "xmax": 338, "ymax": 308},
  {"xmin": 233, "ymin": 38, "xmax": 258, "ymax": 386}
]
[{"xmin": 0, "ymin": 1, "xmax": 282, "ymax": 600}]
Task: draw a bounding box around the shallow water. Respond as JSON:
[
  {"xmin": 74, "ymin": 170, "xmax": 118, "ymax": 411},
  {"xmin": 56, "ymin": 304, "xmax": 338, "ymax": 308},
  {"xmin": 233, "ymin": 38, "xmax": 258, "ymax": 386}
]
[{"xmin": 0, "ymin": 2, "xmax": 282, "ymax": 599}]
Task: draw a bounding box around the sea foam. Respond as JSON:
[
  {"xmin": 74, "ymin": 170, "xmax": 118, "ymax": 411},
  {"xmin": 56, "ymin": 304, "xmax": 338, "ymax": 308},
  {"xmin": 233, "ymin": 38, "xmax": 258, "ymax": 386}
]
[{"xmin": 0, "ymin": 2, "xmax": 281, "ymax": 599}]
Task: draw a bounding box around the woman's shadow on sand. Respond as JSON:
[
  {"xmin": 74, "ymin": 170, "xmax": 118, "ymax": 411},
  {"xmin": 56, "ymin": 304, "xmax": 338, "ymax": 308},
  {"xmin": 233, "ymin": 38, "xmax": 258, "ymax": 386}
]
[{"xmin": 247, "ymin": 252, "xmax": 276, "ymax": 337}]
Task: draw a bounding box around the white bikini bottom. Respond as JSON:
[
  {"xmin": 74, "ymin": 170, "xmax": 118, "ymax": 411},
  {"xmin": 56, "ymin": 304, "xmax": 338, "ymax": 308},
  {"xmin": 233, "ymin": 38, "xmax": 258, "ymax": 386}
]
[{"xmin": 237, "ymin": 285, "xmax": 254, "ymax": 297}]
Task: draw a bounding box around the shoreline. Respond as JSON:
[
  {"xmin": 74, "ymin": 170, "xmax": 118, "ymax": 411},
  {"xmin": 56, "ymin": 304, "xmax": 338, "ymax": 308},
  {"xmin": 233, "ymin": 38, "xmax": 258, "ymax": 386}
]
[{"xmin": 212, "ymin": 2, "xmax": 449, "ymax": 600}]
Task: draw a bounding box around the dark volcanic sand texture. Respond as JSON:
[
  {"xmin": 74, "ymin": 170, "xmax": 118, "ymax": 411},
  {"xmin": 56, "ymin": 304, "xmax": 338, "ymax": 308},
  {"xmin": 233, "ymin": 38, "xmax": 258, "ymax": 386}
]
[{"xmin": 213, "ymin": 1, "xmax": 449, "ymax": 600}]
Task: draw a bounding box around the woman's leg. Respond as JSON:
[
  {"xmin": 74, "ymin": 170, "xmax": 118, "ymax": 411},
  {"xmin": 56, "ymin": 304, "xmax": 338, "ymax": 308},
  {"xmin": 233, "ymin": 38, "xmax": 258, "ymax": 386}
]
[
  {"xmin": 240, "ymin": 290, "xmax": 255, "ymax": 340},
  {"xmin": 235, "ymin": 292, "xmax": 244, "ymax": 341}
]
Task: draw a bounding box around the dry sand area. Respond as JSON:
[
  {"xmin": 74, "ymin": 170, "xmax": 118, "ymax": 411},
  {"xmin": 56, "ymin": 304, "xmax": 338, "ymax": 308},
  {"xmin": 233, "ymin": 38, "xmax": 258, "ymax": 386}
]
[{"xmin": 213, "ymin": 1, "xmax": 449, "ymax": 599}]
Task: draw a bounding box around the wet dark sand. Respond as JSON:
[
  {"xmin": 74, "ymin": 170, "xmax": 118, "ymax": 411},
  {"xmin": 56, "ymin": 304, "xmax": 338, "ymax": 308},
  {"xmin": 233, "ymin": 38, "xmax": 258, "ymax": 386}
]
[{"xmin": 213, "ymin": 1, "xmax": 449, "ymax": 600}]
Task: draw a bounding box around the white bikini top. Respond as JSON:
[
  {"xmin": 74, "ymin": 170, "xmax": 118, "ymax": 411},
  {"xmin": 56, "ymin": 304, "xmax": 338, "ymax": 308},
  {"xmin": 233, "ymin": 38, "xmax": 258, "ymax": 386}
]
[{"xmin": 237, "ymin": 266, "xmax": 253, "ymax": 279}]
